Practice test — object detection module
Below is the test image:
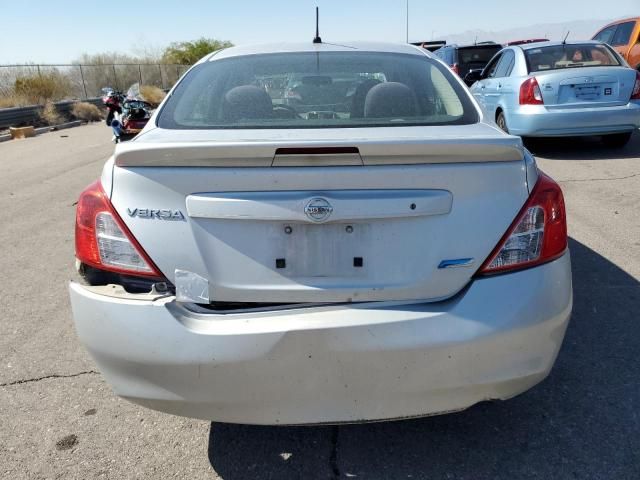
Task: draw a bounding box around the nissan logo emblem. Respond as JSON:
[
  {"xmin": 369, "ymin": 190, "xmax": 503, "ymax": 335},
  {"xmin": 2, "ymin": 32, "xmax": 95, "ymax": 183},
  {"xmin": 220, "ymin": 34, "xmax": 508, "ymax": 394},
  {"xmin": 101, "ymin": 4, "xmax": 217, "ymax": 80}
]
[{"xmin": 304, "ymin": 197, "xmax": 333, "ymax": 222}]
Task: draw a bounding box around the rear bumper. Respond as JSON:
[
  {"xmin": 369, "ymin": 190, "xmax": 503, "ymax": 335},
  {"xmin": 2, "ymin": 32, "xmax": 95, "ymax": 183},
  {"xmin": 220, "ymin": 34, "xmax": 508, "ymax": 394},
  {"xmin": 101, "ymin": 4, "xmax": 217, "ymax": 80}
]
[
  {"xmin": 69, "ymin": 253, "xmax": 572, "ymax": 425},
  {"xmin": 507, "ymin": 102, "xmax": 640, "ymax": 137}
]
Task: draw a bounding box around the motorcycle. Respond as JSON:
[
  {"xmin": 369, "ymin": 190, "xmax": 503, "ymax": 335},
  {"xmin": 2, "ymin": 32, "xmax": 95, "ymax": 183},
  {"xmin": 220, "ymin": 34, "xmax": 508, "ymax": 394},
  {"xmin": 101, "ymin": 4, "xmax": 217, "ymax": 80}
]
[{"xmin": 101, "ymin": 85, "xmax": 153, "ymax": 143}]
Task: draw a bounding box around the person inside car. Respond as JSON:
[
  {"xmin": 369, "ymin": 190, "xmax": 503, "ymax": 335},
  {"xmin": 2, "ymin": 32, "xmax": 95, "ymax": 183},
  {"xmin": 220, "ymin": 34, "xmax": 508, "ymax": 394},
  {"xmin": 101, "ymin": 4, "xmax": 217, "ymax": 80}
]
[{"xmin": 571, "ymin": 49, "xmax": 584, "ymax": 62}]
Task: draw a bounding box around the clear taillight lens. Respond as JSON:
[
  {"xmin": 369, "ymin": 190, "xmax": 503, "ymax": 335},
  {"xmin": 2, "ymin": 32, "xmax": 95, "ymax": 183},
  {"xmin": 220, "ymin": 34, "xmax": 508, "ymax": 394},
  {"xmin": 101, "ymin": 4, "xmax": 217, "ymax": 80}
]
[
  {"xmin": 479, "ymin": 172, "xmax": 567, "ymax": 274},
  {"xmin": 486, "ymin": 206, "xmax": 544, "ymax": 269},
  {"xmin": 75, "ymin": 180, "xmax": 164, "ymax": 278},
  {"xmin": 95, "ymin": 212, "xmax": 154, "ymax": 273}
]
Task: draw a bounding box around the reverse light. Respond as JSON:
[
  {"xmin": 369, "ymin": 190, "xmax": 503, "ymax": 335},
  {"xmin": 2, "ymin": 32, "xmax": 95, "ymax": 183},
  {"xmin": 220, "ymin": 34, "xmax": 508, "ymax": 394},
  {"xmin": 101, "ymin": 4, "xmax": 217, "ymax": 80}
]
[
  {"xmin": 519, "ymin": 77, "xmax": 544, "ymax": 105},
  {"xmin": 478, "ymin": 172, "xmax": 567, "ymax": 274},
  {"xmin": 631, "ymin": 71, "xmax": 640, "ymax": 100},
  {"xmin": 75, "ymin": 180, "xmax": 164, "ymax": 278}
]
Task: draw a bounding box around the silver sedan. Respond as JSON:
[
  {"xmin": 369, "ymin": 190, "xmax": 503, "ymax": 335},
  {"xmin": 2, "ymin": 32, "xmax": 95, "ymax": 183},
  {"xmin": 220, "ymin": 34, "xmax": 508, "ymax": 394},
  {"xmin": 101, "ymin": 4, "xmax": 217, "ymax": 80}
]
[
  {"xmin": 469, "ymin": 40, "xmax": 640, "ymax": 147},
  {"xmin": 70, "ymin": 41, "xmax": 572, "ymax": 425}
]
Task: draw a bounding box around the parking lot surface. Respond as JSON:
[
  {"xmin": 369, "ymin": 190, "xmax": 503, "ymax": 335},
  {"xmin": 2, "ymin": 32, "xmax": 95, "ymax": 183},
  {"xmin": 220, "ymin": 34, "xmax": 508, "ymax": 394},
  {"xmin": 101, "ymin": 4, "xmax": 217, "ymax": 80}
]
[{"xmin": 1, "ymin": 124, "xmax": 639, "ymax": 479}]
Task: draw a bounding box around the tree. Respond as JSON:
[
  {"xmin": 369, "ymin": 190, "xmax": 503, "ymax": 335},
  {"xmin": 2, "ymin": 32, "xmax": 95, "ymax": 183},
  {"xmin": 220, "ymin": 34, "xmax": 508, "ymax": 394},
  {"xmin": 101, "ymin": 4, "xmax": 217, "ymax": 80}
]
[{"xmin": 162, "ymin": 38, "xmax": 234, "ymax": 65}]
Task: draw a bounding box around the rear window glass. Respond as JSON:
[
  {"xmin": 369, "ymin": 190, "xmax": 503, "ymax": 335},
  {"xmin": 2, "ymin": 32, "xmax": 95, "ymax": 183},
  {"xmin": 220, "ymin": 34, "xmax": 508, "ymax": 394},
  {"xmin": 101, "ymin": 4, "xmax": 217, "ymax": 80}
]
[
  {"xmin": 525, "ymin": 44, "xmax": 621, "ymax": 72},
  {"xmin": 157, "ymin": 51, "xmax": 478, "ymax": 130},
  {"xmin": 458, "ymin": 47, "xmax": 502, "ymax": 65}
]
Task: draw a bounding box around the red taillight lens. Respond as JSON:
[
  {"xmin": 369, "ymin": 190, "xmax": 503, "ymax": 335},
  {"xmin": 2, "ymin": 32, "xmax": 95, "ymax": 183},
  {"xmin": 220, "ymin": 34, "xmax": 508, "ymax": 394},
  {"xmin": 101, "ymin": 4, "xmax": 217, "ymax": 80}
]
[
  {"xmin": 631, "ymin": 71, "xmax": 640, "ymax": 100},
  {"xmin": 478, "ymin": 172, "xmax": 567, "ymax": 275},
  {"xmin": 451, "ymin": 63, "xmax": 460, "ymax": 75},
  {"xmin": 284, "ymin": 89, "xmax": 302, "ymax": 101},
  {"xmin": 75, "ymin": 180, "xmax": 164, "ymax": 278},
  {"xmin": 519, "ymin": 77, "xmax": 544, "ymax": 105}
]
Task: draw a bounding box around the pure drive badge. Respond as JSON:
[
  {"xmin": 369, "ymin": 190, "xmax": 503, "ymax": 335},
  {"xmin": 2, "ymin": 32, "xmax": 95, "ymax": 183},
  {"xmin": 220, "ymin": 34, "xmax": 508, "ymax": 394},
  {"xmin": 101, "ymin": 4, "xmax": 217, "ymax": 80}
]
[{"xmin": 127, "ymin": 208, "xmax": 185, "ymax": 220}]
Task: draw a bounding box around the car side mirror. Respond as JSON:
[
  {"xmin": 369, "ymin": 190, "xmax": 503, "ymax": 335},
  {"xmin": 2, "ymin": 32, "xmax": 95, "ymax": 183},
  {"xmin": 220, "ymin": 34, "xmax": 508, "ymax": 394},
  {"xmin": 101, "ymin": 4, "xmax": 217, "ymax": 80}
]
[{"xmin": 464, "ymin": 70, "xmax": 483, "ymax": 84}]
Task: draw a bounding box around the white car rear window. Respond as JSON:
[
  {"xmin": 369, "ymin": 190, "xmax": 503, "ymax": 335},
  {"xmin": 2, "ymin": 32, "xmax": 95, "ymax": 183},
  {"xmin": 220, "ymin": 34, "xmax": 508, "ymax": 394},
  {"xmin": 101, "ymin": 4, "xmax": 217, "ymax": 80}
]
[{"xmin": 158, "ymin": 52, "xmax": 478, "ymax": 129}]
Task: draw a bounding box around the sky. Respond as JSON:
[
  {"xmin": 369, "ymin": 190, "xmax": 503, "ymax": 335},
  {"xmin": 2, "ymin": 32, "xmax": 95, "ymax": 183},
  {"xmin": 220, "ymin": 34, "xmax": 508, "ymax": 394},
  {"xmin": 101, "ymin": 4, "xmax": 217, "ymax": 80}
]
[{"xmin": 0, "ymin": 0, "xmax": 636, "ymax": 64}]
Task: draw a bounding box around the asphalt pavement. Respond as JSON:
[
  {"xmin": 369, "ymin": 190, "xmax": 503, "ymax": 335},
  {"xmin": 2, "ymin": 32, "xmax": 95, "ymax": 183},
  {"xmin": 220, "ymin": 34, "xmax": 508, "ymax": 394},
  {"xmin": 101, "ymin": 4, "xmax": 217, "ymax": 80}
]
[{"xmin": 1, "ymin": 124, "xmax": 638, "ymax": 479}]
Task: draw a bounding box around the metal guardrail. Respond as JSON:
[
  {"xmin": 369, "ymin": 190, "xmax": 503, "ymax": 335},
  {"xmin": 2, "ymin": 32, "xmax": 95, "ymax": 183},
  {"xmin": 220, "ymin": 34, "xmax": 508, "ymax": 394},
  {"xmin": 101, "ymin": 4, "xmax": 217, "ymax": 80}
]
[{"xmin": 0, "ymin": 98, "xmax": 103, "ymax": 129}]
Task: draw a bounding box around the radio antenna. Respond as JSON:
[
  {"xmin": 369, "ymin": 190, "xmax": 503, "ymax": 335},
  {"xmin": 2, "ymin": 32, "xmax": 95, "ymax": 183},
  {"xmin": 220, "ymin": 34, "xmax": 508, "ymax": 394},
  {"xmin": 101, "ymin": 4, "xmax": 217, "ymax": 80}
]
[
  {"xmin": 562, "ymin": 30, "xmax": 570, "ymax": 44},
  {"xmin": 313, "ymin": 7, "xmax": 322, "ymax": 44}
]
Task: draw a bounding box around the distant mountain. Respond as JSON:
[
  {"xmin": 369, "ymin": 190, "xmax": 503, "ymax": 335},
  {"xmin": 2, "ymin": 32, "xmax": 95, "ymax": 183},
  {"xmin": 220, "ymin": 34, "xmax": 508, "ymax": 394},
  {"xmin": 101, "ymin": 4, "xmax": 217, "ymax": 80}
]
[{"xmin": 433, "ymin": 17, "xmax": 631, "ymax": 45}]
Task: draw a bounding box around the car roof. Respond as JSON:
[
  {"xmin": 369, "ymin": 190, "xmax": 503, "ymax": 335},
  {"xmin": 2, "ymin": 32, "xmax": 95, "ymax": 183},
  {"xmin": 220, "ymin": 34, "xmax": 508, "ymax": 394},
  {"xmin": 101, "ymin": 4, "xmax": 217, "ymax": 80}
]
[
  {"xmin": 440, "ymin": 42, "xmax": 501, "ymax": 50},
  {"xmin": 599, "ymin": 16, "xmax": 639, "ymax": 28},
  {"xmin": 518, "ymin": 40, "xmax": 604, "ymax": 51},
  {"xmin": 204, "ymin": 42, "xmax": 431, "ymax": 63}
]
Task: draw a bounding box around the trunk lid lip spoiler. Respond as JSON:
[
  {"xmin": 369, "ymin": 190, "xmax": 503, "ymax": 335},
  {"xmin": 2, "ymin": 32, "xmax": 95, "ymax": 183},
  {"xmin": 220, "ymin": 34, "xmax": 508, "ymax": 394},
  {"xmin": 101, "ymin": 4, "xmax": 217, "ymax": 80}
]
[{"xmin": 113, "ymin": 137, "xmax": 524, "ymax": 167}]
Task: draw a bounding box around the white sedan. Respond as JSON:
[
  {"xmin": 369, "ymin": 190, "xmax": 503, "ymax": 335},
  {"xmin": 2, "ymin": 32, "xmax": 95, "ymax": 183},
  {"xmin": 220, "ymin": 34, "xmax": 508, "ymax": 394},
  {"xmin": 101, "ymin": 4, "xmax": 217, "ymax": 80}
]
[{"xmin": 70, "ymin": 41, "xmax": 572, "ymax": 425}]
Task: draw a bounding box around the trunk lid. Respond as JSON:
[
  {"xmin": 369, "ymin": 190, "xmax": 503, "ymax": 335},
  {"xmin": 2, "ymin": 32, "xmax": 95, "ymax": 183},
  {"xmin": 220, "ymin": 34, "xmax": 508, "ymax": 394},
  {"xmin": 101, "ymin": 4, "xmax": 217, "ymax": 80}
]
[
  {"xmin": 109, "ymin": 124, "xmax": 528, "ymax": 304},
  {"xmin": 534, "ymin": 66, "xmax": 637, "ymax": 107}
]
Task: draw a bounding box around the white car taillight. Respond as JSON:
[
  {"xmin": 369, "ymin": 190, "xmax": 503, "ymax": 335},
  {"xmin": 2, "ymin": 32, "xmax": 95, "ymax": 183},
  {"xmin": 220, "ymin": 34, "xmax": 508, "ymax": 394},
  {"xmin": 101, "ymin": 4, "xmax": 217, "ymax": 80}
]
[
  {"xmin": 479, "ymin": 172, "xmax": 567, "ymax": 274},
  {"xmin": 95, "ymin": 212, "xmax": 153, "ymax": 273},
  {"xmin": 75, "ymin": 180, "xmax": 164, "ymax": 278}
]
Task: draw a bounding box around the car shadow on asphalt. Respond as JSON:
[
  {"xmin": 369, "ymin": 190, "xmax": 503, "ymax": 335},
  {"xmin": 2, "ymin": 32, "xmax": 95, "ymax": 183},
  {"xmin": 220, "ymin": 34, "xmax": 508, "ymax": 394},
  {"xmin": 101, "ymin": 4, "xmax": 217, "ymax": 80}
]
[
  {"xmin": 526, "ymin": 130, "xmax": 640, "ymax": 161},
  {"xmin": 207, "ymin": 238, "xmax": 639, "ymax": 479}
]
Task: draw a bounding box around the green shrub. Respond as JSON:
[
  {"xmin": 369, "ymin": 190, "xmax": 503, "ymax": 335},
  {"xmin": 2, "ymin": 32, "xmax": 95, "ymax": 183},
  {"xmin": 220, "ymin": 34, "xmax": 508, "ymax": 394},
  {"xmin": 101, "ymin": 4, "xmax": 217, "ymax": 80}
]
[{"xmin": 162, "ymin": 38, "xmax": 233, "ymax": 65}]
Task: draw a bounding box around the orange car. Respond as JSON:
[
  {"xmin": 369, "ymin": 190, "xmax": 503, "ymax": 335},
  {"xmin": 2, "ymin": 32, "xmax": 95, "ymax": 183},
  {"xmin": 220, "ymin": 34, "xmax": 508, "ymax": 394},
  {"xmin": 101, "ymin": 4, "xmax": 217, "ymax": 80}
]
[{"xmin": 592, "ymin": 17, "xmax": 640, "ymax": 70}]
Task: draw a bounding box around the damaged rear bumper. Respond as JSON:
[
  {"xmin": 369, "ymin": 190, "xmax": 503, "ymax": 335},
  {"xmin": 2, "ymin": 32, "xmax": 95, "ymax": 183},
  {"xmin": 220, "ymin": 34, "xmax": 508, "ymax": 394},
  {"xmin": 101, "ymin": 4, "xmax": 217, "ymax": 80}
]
[{"xmin": 69, "ymin": 253, "xmax": 572, "ymax": 425}]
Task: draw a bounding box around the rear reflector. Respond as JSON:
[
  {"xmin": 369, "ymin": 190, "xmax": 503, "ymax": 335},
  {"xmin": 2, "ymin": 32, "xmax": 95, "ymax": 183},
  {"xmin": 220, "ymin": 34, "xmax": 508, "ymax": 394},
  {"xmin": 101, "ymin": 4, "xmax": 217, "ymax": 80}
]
[
  {"xmin": 75, "ymin": 180, "xmax": 164, "ymax": 278},
  {"xmin": 519, "ymin": 77, "xmax": 544, "ymax": 105},
  {"xmin": 478, "ymin": 172, "xmax": 567, "ymax": 274}
]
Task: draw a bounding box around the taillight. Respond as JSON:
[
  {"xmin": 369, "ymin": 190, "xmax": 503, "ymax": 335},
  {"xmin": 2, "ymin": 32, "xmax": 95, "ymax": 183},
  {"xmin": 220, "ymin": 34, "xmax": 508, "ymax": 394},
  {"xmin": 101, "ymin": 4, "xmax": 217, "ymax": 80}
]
[
  {"xmin": 451, "ymin": 63, "xmax": 460, "ymax": 75},
  {"xmin": 478, "ymin": 172, "xmax": 567, "ymax": 275},
  {"xmin": 75, "ymin": 180, "xmax": 164, "ymax": 278},
  {"xmin": 519, "ymin": 77, "xmax": 544, "ymax": 105},
  {"xmin": 631, "ymin": 71, "xmax": 640, "ymax": 100},
  {"xmin": 284, "ymin": 89, "xmax": 302, "ymax": 101}
]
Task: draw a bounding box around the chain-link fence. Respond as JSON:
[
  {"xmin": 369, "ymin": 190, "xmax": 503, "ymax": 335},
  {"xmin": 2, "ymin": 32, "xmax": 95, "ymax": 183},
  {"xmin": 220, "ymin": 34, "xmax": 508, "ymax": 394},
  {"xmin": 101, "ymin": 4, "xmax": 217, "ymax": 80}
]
[{"xmin": 0, "ymin": 63, "xmax": 190, "ymax": 100}]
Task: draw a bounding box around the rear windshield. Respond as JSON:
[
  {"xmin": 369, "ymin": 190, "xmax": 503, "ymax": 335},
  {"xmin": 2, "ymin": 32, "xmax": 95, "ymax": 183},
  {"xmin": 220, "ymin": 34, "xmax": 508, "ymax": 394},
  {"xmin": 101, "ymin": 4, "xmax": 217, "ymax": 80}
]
[
  {"xmin": 157, "ymin": 51, "xmax": 478, "ymax": 129},
  {"xmin": 525, "ymin": 44, "xmax": 621, "ymax": 72},
  {"xmin": 457, "ymin": 46, "xmax": 502, "ymax": 65}
]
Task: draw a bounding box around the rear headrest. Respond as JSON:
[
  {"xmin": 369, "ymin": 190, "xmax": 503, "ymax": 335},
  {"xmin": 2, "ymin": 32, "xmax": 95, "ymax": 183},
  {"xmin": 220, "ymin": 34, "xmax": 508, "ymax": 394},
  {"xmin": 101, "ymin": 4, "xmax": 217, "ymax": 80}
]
[
  {"xmin": 364, "ymin": 82, "xmax": 417, "ymax": 118},
  {"xmin": 222, "ymin": 85, "xmax": 273, "ymax": 121},
  {"xmin": 350, "ymin": 79, "xmax": 381, "ymax": 118}
]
